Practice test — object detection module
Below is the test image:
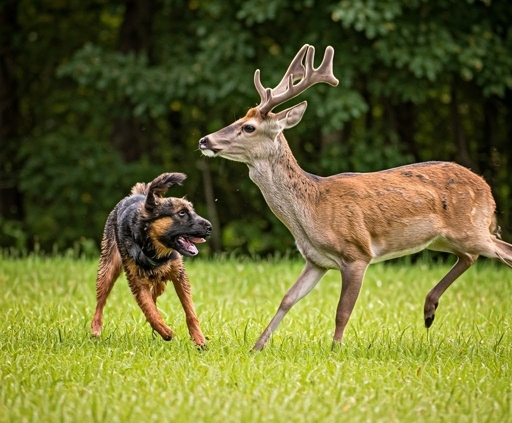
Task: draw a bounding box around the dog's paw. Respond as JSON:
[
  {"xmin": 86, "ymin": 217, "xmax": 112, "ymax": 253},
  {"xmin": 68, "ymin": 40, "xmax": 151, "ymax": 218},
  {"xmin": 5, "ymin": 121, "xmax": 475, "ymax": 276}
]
[
  {"xmin": 90, "ymin": 321, "xmax": 102, "ymax": 338},
  {"xmin": 196, "ymin": 343, "xmax": 208, "ymax": 351},
  {"xmin": 192, "ymin": 334, "xmax": 207, "ymax": 350},
  {"xmin": 154, "ymin": 327, "xmax": 174, "ymax": 341}
]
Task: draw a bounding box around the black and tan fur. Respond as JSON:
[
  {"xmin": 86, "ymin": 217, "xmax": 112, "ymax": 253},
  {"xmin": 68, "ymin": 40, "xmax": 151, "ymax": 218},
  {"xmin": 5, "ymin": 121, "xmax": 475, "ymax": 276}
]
[{"xmin": 91, "ymin": 173, "xmax": 212, "ymax": 346}]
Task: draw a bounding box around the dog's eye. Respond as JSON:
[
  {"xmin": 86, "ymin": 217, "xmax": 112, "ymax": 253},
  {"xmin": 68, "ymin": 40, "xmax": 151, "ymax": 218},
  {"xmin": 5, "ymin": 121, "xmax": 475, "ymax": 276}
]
[
  {"xmin": 178, "ymin": 210, "xmax": 187, "ymax": 218},
  {"xmin": 243, "ymin": 125, "xmax": 255, "ymax": 133}
]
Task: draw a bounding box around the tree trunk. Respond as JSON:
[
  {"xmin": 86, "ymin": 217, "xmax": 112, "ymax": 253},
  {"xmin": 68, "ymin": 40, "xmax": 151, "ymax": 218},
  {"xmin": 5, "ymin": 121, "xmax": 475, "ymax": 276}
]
[
  {"xmin": 450, "ymin": 81, "xmax": 477, "ymax": 171},
  {"xmin": 111, "ymin": 0, "xmax": 156, "ymax": 162},
  {"xmin": 198, "ymin": 161, "xmax": 221, "ymax": 253},
  {"xmin": 394, "ymin": 101, "xmax": 419, "ymax": 161},
  {"xmin": 384, "ymin": 98, "xmax": 419, "ymax": 161},
  {"xmin": 0, "ymin": 1, "xmax": 23, "ymax": 221}
]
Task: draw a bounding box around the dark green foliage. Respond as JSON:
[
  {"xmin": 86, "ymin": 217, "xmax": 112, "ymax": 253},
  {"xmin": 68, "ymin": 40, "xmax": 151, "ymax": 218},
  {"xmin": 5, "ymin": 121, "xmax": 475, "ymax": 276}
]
[
  {"xmin": 18, "ymin": 128, "xmax": 162, "ymax": 254},
  {"xmin": 2, "ymin": 0, "xmax": 512, "ymax": 256}
]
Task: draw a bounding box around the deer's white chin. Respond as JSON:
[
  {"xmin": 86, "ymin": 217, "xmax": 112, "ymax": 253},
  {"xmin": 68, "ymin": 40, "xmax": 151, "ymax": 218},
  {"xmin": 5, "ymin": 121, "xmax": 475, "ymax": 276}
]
[{"xmin": 200, "ymin": 149, "xmax": 216, "ymax": 157}]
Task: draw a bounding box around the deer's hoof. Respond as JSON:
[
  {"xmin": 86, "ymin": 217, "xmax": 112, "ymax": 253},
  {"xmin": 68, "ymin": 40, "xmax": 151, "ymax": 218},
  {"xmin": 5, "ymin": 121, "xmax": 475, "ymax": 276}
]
[{"xmin": 424, "ymin": 314, "xmax": 435, "ymax": 328}]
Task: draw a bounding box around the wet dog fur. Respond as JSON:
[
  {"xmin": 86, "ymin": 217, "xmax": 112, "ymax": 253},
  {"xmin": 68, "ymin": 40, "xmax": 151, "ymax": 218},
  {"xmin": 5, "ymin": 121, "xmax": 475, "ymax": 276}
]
[{"xmin": 91, "ymin": 172, "xmax": 212, "ymax": 346}]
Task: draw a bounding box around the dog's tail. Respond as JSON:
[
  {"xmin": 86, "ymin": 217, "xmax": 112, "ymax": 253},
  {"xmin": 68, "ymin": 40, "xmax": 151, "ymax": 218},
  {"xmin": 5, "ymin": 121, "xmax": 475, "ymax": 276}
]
[
  {"xmin": 131, "ymin": 173, "xmax": 187, "ymax": 196},
  {"xmin": 131, "ymin": 182, "xmax": 150, "ymax": 195},
  {"xmin": 133, "ymin": 173, "xmax": 187, "ymax": 211}
]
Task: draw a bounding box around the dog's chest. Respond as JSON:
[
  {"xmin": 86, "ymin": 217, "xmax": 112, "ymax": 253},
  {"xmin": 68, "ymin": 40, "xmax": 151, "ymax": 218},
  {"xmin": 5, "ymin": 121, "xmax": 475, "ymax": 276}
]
[{"xmin": 134, "ymin": 258, "xmax": 183, "ymax": 284}]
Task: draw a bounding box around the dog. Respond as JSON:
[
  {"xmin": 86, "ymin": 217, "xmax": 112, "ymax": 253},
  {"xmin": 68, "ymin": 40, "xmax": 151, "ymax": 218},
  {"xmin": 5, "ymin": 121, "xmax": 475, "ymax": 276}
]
[{"xmin": 90, "ymin": 172, "xmax": 212, "ymax": 347}]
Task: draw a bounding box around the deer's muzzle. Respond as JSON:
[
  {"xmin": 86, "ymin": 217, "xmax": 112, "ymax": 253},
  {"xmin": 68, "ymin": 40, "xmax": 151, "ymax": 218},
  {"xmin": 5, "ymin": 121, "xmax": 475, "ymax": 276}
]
[{"xmin": 198, "ymin": 136, "xmax": 218, "ymax": 157}]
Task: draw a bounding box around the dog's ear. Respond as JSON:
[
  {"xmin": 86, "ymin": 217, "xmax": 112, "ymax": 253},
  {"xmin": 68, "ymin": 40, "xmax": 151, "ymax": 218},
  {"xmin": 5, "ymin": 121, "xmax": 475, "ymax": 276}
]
[{"xmin": 145, "ymin": 172, "xmax": 187, "ymax": 212}]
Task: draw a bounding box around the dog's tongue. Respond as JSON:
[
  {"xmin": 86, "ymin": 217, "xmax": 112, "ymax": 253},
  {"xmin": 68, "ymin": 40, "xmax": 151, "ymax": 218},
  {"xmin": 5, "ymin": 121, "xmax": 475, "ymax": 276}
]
[{"xmin": 179, "ymin": 236, "xmax": 205, "ymax": 256}]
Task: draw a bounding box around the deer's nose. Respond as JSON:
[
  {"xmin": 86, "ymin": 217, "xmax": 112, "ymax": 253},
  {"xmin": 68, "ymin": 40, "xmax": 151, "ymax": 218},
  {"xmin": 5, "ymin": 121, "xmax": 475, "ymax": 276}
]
[{"xmin": 198, "ymin": 137, "xmax": 209, "ymax": 148}]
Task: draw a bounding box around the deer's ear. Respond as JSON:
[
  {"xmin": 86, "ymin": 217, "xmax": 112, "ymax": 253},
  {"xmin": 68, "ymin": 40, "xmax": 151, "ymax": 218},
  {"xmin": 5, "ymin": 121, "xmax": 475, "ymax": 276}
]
[{"xmin": 275, "ymin": 101, "xmax": 308, "ymax": 130}]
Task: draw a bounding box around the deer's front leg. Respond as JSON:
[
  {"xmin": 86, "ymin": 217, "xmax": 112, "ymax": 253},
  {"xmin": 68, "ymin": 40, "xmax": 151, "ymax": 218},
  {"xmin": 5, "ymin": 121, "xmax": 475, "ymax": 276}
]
[
  {"xmin": 332, "ymin": 260, "xmax": 369, "ymax": 349},
  {"xmin": 252, "ymin": 261, "xmax": 326, "ymax": 351},
  {"xmin": 170, "ymin": 266, "xmax": 206, "ymax": 348}
]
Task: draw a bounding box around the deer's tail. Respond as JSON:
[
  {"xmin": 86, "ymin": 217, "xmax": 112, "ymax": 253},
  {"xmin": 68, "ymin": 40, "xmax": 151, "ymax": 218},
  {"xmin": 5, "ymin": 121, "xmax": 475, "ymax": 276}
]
[{"xmin": 494, "ymin": 238, "xmax": 512, "ymax": 268}]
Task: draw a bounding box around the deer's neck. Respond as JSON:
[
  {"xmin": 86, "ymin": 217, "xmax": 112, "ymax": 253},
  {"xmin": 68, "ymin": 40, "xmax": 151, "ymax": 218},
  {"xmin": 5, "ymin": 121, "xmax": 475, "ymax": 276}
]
[{"xmin": 247, "ymin": 134, "xmax": 320, "ymax": 228}]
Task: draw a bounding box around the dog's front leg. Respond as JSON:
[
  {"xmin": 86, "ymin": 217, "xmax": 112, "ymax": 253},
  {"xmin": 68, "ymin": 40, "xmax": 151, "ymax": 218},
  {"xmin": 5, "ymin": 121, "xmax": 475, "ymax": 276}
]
[
  {"xmin": 128, "ymin": 279, "xmax": 174, "ymax": 341},
  {"xmin": 170, "ymin": 266, "xmax": 206, "ymax": 348}
]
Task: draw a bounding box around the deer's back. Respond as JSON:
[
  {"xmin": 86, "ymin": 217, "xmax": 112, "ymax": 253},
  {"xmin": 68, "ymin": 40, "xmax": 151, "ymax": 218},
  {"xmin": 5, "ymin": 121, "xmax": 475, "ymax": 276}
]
[
  {"xmin": 322, "ymin": 161, "xmax": 495, "ymax": 218},
  {"xmin": 309, "ymin": 161, "xmax": 497, "ymax": 263}
]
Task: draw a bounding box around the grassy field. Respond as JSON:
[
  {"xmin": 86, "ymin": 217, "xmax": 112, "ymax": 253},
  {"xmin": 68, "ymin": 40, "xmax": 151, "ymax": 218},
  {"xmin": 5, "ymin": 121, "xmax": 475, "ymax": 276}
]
[{"xmin": 1, "ymin": 255, "xmax": 512, "ymax": 423}]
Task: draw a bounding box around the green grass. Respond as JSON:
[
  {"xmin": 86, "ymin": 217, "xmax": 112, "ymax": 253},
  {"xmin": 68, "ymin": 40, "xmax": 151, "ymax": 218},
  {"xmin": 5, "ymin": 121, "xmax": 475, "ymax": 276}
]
[{"xmin": 1, "ymin": 255, "xmax": 512, "ymax": 423}]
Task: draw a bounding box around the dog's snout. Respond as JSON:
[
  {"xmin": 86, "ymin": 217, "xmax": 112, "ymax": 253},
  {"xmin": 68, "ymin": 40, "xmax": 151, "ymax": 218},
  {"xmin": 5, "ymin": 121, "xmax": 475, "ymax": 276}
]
[
  {"xmin": 204, "ymin": 219, "xmax": 212, "ymax": 234},
  {"xmin": 198, "ymin": 137, "xmax": 209, "ymax": 149}
]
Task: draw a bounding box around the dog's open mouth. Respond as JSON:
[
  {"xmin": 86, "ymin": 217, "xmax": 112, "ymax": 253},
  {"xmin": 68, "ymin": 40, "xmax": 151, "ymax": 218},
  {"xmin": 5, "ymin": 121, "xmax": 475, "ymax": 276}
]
[{"xmin": 176, "ymin": 236, "xmax": 206, "ymax": 257}]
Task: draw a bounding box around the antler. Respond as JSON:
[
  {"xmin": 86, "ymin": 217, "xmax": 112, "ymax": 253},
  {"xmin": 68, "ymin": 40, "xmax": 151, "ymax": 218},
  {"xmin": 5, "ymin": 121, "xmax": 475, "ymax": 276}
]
[{"xmin": 254, "ymin": 44, "xmax": 339, "ymax": 116}]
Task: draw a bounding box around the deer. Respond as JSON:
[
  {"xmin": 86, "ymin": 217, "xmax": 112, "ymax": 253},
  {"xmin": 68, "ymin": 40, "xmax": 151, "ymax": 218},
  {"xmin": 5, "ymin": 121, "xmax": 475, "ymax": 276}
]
[{"xmin": 198, "ymin": 44, "xmax": 512, "ymax": 351}]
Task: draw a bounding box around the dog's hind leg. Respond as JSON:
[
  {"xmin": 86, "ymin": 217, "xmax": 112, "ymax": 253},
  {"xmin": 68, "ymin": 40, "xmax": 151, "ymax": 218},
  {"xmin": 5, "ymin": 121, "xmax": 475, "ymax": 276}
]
[
  {"xmin": 91, "ymin": 235, "xmax": 123, "ymax": 337},
  {"xmin": 128, "ymin": 279, "xmax": 174, "ymax": 341},
  {"xmin": 170, "ymin": 263, "xmax": 206, "ymax": 348}
]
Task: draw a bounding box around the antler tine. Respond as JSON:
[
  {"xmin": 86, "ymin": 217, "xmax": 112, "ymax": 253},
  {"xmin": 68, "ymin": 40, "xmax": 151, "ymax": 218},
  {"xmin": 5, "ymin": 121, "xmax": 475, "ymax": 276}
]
[
  {"xmin": 255, "ymin": 45, "xmax": 339, "ymax": 116},
  {"xmin": 254, "ymin": 69, "xmax": 267, "ymax": 105},
  {"xmin": 271, "ymin": 44, "xmax": 309, "ymax": 95},
  {"xmin": 308, "ymin": 46, "xmax": 339, "ymax": 86},
  {"xmin": 254, "ymin": 45, "xmax": 309, "ymax": 107},
  {"xmin": 254, "ymin": 45, "xmax": 310, "ymax": 105}
]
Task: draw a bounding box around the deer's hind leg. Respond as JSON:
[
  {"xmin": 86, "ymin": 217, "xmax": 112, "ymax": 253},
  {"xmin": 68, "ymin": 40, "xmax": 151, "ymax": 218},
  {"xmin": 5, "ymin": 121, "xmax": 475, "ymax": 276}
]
[{"xmin": 423, "ymin": 252, "xmax": 478, "ymax": 328}]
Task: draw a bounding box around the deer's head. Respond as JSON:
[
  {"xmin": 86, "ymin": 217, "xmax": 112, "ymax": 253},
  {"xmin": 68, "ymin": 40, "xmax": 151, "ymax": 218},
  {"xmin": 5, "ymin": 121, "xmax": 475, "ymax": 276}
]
[{"xmin": 198, "ymin": 45, "xmax": 339, "ymax": 164}]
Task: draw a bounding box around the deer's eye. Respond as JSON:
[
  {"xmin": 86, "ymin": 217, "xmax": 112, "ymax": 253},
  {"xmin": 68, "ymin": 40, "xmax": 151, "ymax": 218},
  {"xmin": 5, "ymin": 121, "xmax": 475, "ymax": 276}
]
[{"xmin": 243, "ymin": 125, "xmax": 255, "ymax": 133}]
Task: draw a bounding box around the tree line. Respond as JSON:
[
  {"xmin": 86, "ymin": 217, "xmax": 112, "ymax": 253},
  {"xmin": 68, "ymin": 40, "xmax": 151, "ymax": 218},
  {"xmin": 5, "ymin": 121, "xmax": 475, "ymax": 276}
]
[{"xmin": 1, "ymin": 0, "xmax": 511, "ymax": 257}]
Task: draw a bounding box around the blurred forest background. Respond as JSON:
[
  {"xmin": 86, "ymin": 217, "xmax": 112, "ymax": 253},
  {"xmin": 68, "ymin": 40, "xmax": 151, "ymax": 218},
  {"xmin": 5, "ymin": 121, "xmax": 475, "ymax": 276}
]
[{"xmin": 1, "ymin": 0, "xmax": 511, "ymax": 257}]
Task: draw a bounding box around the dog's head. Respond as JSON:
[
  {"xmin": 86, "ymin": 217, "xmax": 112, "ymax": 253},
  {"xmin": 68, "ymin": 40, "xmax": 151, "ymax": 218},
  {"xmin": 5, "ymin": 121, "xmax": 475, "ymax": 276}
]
[{"xmin": 138, "ymin": 173, "xmax": 212, "ymax": 258}]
